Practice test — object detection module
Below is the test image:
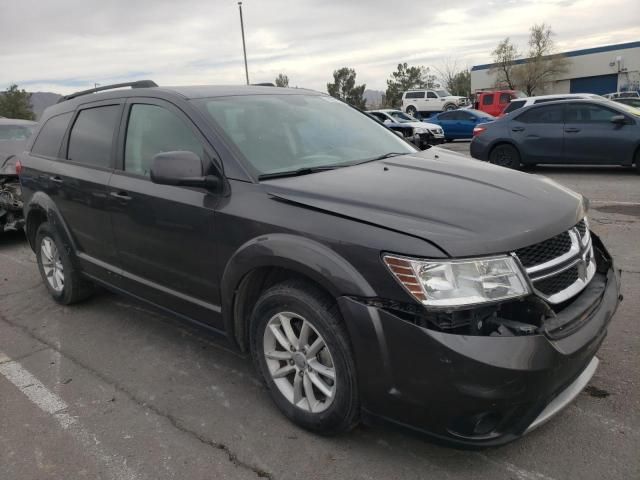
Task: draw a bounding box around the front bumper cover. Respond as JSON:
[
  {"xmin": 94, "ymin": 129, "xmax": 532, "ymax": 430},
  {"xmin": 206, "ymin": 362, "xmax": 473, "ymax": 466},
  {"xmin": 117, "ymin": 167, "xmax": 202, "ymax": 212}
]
[{"xmin": 338, "ymin": 237, "xmax": 621, "ymax": 447}]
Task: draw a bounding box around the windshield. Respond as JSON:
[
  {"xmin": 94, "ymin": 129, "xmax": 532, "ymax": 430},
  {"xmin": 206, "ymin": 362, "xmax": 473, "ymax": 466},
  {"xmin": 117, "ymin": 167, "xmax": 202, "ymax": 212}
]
[
  {"xmin": 0, "ymin": 125, "xmax": 34, "ymax": 141},
  {"xmin": 197, "ymin": 95, "xmax": 416, "ymax": 177},
  {"xmin": 436, "ymin": 90, "xmax": 451, "ymax": 97},
  {"xmin": 388, "ymin": 111, "xmax": 414, "ymax": 122}
]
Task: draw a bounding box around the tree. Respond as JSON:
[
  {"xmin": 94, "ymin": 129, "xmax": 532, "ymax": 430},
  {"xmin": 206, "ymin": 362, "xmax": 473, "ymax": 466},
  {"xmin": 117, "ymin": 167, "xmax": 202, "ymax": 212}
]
[
  {"xmin": 436, "ymin": 59, "xmax": 471, "ymax": 97},
  {"xmin": 490, "ymin": 38, "xmax": 519, "ymax": 90},
  {"xmin": 275, "ymin": 73, "xmax": 289, "ymax": 88},
  {"xmin": 0, "ymin": 84, "xmax": 35, "ymax": 120},
  {"xmin": 326, "ymin": 67, "xmax": 366, "ymax": 109},
  {"xmin": 385, "ymin": 63, "xmax": 437, "ymax": 108},
  {"xmin": 512, "ymin": 23, "xmax": 570, "ymax": 95}
]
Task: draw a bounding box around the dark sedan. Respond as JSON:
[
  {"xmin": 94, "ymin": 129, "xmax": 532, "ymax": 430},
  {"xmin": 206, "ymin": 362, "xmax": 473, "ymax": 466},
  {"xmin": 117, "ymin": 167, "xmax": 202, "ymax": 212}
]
[
  {"xmin": 428, "ymin": 109, "xmax": 495, "ymax": 141},
  {"xmin": 470, "ymin": 99, "xmax": 640, "ymax": 172}
]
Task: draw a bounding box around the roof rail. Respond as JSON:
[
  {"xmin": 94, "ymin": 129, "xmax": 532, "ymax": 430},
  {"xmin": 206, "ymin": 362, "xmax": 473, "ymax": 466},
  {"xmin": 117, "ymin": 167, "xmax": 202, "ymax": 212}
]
[
  {"xmin": 57, "ymin": 80, "xmax": 158, "ymax": 103},
  {"xmin": 252, "ymin": 82, "xmax": 275, "ymax": 87}
]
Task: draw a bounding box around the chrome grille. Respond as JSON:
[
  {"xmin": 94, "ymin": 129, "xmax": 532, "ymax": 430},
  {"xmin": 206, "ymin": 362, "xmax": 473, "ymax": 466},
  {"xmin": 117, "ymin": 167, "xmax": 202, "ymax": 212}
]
[
  {"xmin": 515, "ymin": 231, "xmax": 572, "ymax": 268},
  {"xmin": 514, "ymin": 218, "xmax": 595, "ymax": 304}
]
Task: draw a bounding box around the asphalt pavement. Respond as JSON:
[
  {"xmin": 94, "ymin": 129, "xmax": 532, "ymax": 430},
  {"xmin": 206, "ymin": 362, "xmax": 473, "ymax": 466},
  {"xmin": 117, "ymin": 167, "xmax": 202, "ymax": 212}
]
[{"xmin": 1, "ymin": 147, "xmax": 638, "ymax": 480}]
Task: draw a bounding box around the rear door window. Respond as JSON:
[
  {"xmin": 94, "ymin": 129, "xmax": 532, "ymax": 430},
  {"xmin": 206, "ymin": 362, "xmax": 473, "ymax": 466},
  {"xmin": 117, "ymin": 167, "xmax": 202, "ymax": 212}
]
[
  {"xmin": 503, "ymin": 100, "xmax": 526, "ymax": 114},
  {"xmin": 438, "ymin": 111, "xmax": 456, "ymax": 120},
  {"xmin": 124, "ymin": 104, "xmax": 203, "ymax": 177},
  {"xmin": 67, "ymin": 105, "xmax": 120, "ymax": 168},
  {"xmin": 31, "ymin": 112, "xmax": 73, "ymax": 158},
  {"xmin": 482, "ymin": 94, "xmax": 494, "ymax": 105},
  {"xmin": 515, "ymin": 105, "xmax": 564, "ymax": 124}
]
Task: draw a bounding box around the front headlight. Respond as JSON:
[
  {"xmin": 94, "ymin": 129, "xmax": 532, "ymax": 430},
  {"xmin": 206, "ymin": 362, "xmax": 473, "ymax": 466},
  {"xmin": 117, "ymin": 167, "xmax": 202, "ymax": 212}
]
[
  {"xmin": 383, "ymin": 255, "xmax": 530, "ymax": 308},
  {"xmin": 413, "ymin": 127, "xmax": 428, "ymax": 134}
]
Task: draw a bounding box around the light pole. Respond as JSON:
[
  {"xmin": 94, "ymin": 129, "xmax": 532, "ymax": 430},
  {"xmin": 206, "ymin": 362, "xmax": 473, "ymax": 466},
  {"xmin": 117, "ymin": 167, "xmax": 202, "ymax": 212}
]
[{"xmin": 238, "ymin": 2, "xmax": 249, "ymax": 85}]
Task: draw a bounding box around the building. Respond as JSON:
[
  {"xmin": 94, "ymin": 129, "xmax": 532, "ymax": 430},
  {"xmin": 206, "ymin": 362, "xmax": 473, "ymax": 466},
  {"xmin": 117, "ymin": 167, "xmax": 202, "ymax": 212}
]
[{"xmin": 471, "ymin": 41, "xmax": 640, "ymax": 96}]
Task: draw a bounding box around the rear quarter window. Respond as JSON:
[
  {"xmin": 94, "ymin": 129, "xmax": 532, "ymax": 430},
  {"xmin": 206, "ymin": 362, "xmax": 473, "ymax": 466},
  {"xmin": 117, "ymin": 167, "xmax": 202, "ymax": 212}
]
[{"xmin": 31, "ymin": 112, "xmax": 73, "ymax": 158}]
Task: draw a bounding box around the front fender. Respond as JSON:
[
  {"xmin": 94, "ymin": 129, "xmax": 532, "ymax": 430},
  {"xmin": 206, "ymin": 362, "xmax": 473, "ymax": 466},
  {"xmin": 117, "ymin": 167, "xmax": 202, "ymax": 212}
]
[
  {"xmin": 220, "ymin": 233, "xmax": 377, "ymax": 340},
  {"xmin": 24, "ymin": 191, "xmax": 76, "ymax": 253}
]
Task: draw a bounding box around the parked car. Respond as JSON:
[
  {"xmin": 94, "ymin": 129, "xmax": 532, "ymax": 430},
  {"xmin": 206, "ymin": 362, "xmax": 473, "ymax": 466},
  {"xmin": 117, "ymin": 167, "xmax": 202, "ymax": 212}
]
[
  {"xmin": 365, "ymin": 113, "xmax": 415, "ymax": 141},
  {"xmin": 427, "ymin": 109, "xmax": 495, "ymax": 141},
  {"xmin": 402, "ymin": 89, "xmax": 469, "ymax": 115},
  {"xmin": 473, "ymin": 90, "xmax": 524, "ymax": 117},
  {"xmin": 502, "ymin": 93, "xmax": 604, "ymax": 116},
  {"xmin": 368, "ymin": 109, "xmax": 445, "ymax": 147},
  {"xmin": 470, "ymin": 98, "xmax": 640, "ymax": 171},
  {"xmin": 19, "ymin": 81, "xmax": 620, "ymax": 447},
  {"xmin": 603, "ymin": 91, "xmax": 639, "ymax": 100},
  {"xmin": 612, "ymin": 97, "xmax": 640, "ymax": 108},
  {"xmin": 0, "ymin": 118, "xmax": 37, "ymax": 233}
]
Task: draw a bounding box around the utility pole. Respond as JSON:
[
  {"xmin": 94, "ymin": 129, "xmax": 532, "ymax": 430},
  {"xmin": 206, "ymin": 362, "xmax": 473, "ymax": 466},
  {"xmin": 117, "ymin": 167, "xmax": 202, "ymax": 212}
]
[{"xmin": 238, "ymin": 2, "xmax": 249, "ymax": 85}]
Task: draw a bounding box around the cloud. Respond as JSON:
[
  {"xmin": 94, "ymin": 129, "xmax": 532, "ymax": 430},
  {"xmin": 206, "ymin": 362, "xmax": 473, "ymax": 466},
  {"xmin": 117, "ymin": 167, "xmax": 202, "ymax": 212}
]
[{"xmin": 1, "ymin": 0, "xmax": 638, "ymax": 94}]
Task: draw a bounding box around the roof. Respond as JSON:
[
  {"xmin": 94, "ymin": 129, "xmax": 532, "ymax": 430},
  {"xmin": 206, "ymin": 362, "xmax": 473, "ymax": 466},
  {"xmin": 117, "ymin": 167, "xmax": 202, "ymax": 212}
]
[
  {"xmin": 472, "ymin": 40, "xmax": 640, "ymax": 72},
  {"xmin": 154, "ymin": 85, "xmax": 320, "ymax": 99}
]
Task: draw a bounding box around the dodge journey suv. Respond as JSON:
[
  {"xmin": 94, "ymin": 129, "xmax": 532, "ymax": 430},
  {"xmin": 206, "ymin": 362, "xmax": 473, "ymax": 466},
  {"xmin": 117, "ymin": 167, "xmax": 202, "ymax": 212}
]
[{"xmin": 18, "ymin": 81, "xmax": 621, "ymax": 447}]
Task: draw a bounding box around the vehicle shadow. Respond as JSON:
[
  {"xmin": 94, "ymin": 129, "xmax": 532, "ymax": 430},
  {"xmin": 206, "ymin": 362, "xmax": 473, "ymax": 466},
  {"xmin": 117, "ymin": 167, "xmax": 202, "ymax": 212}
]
[{"xmin": 0, "ymin": 230, "xmax": 27, "ymax": 248}]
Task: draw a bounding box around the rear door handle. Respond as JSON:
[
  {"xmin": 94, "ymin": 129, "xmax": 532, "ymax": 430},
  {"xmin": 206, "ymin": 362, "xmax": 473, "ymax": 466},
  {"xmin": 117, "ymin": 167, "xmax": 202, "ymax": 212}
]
[
  {"xmin": 110, "ymin": 191, "xmax": 132, "ymax": 202},
  {"xmin": 565, "ymin": 128, "xmax": 580, "ymax": 133},
  {"xmin": 50, "ymin": 176, "xmax": 63, "ymax": 184},
  {"xmin": 511, "ymin": 127, "xmax": 524, "ymax": 132}
]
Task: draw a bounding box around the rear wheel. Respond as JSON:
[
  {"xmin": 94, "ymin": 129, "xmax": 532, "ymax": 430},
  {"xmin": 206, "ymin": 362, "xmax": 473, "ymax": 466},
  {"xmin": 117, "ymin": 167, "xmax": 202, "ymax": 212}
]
[
  {"xmin": 250, "ymin": 280, "xmax": 359, "ymax": 435},
  {"xmin": 406, "ymin": 105, "xmax": 417, "ymax": 116},
  {"xmin": 35, "ymin": 222, "xmax": 94, "ymax": 304},
  {"xmin": 489, "ymin": 144, "xmax": 521, "ymax": 169}
]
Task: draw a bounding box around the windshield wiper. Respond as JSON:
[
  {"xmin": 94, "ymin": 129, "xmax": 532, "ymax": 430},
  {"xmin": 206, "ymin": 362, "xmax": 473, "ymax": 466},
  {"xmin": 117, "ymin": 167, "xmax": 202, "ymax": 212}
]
[
  {"xmin": 354, "ymin": 152, "xmax": 406, "ymax": 165},
  {"xmin": 258, "ymin": 165, "xmax": 342, "ymax": 180}
]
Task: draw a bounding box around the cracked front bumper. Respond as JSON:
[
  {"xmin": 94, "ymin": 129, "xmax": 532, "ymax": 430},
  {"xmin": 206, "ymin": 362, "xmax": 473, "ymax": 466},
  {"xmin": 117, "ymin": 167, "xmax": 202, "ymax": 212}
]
[{"xmin": 338, "ymin": 245, "xmax": 621, "ymax": 447}]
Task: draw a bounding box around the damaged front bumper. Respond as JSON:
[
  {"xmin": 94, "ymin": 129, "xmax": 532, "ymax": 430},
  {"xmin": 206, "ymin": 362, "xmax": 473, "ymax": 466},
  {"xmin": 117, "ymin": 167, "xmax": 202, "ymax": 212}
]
[{"xmin": 338, "ymin": 234, "xmax": 621, "ymax": 447}]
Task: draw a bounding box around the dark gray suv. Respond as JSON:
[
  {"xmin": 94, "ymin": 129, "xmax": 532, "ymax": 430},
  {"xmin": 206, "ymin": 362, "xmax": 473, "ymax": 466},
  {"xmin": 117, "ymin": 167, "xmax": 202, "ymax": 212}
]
[{"xmin": 18, "ymin": 81, "xmax": 621, "ymax": 447}]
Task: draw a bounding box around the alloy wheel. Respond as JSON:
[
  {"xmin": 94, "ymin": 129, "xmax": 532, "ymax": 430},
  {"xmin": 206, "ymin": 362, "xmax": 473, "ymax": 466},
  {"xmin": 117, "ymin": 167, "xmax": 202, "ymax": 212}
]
[
  {"xmin": 263, "ymin": 312, "xmax": 336, "ymax": 413},
  {"xmin": 40, "ymin": 236, "xmax": 64, "ymax": 293}
]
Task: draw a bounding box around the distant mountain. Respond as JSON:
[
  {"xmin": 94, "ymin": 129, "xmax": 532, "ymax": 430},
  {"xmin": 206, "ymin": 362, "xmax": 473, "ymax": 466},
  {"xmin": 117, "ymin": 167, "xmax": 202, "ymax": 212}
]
[
  {"xmin": 29, "ymin": 92, "xmax": 62, "ymax": 120},
  {"xmin": 363, "ymin": 89, "xmax": 384, "ymax": 108}
]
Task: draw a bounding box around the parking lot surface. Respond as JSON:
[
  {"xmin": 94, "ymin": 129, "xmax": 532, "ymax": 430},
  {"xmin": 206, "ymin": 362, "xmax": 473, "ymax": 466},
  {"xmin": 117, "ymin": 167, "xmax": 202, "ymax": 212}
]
[{"xmin": 1, "ymin": 147, "xmax": 638, "ymax": 480}]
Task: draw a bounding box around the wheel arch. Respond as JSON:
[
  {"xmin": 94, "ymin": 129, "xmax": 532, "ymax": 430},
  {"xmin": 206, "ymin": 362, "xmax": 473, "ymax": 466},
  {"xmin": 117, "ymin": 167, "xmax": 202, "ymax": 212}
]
[
  {"xmin": 488, "ymin": 140, "xmax": 522, "ymax": 162},
  {"xmin": 220, "ymin": 234, "xmax": 376, "ymax": 351},
  {"xmin": 24, "ymin": 192, "xmax": 76, "ymax": 254}
]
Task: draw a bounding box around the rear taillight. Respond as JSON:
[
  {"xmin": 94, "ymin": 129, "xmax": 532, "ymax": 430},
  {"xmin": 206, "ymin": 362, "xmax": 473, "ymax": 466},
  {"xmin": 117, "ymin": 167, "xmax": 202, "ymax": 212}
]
[
  {"xmin": 472, "ymin": 126, "xmax": 487, "ymax": 137},
  {"xmin": 15, "ymin": 160, "xmax": 23, "ymax": 176}
]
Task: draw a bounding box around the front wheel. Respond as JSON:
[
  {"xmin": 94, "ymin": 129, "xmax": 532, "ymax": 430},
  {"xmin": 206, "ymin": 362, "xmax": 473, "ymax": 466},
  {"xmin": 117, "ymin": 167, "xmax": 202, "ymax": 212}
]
[
  {"xmin": 489, "ymin": 144, "xmax": 521, "ymax": 169},
  {"xmin": 444, "ymin": 104, "xmax": 457, "ymax": 111},
  {"xmin": 406, "ymin": 105, "xmax": 417, "ymax": 116},
  {"xmin": 250, "ymin": 280, "xmax": 359, "ymax": 435},
  {"xmin": 35, "ymin": 222, "xmax": 94, "ymax": 304}
]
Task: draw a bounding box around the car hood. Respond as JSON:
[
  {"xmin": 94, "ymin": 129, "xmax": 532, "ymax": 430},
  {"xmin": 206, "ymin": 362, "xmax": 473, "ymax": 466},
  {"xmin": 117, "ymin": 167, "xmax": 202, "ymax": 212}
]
[
  {"xmin": 405, "ymin": 121, "xmax": 441, "ymax": 130},
  {"xmin": 262, "ymin": 149, "xmax": 585, "ymax": 257}
]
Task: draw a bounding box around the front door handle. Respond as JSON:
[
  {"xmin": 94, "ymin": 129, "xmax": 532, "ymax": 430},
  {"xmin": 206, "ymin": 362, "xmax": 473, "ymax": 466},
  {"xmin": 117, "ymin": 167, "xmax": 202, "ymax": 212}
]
[
  {"xmin": 50, "ymin": 176, "xmax": 63, "ymax": 184},
  {"xmin": 511, "ymin": 126, "xmax": 524, "ymax": 132},
  {"xmin": 110, "ymin": 191, "xmax": 132, "ymax": 202},
  {"xmin": 565, "ymin": 127, "xmax": 581, "ymax": 133}
]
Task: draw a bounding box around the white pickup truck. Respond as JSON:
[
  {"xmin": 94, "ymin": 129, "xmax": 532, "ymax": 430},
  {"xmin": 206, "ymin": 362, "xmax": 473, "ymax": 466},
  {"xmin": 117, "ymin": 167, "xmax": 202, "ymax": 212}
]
[{"xmin": 402, "ymin": 89, "xmax": 469, "ymax": 115}]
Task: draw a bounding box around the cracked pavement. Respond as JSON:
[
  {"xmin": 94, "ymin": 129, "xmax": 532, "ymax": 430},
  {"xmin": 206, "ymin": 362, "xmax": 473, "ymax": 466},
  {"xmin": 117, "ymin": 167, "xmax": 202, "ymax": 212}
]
[{"xmin": 1, "ymin": 152, "xmax": 638, "ymax": 479}]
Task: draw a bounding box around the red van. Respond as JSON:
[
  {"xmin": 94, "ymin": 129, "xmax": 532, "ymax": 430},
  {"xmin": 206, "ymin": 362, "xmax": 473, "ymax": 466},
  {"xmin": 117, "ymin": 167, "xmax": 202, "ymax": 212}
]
[{"xmin": 474, "ymin": 90, "xmax": 524, "ymax": 117}]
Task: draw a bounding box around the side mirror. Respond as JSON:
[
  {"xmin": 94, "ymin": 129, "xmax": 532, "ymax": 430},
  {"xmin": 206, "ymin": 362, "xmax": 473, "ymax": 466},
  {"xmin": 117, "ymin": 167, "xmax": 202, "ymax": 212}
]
[
  {"xmin": 150, "ymin": 151, "xmax": 219, "ymax": 190},
  {"xmin": 610, "ymin": 115, "xmax": 627, "ymax": 125}
]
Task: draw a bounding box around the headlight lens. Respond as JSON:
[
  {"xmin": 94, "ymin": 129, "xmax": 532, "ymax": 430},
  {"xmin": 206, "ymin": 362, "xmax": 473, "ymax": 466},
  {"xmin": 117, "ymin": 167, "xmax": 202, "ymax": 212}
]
[{"xmin": 383, "ymin": 255, "xmax": 530, "ymax": 308}]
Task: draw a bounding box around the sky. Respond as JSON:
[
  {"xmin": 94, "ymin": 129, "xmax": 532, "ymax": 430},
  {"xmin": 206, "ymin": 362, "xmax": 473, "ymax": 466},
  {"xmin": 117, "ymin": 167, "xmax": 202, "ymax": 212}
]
[{"xmin": 1, "ymin": 0, "xmax": 639, "ymax": 95}]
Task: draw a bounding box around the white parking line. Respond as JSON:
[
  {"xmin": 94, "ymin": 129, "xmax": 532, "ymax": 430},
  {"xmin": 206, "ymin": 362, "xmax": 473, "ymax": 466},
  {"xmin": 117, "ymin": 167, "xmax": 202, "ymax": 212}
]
[{"xmin": 0, "ymin": 350, "xmax": 143, "ymax": 480}]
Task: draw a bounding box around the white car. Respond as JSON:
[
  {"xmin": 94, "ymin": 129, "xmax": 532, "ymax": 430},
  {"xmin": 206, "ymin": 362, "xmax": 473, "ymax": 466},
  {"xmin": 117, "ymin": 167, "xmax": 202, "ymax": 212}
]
[
  {"xmin": 502, "ymin": 93, "xmax": 605, "ymax": 115},
  {"xmin": 368, "ymin": 109, "xmax": 445, "ymax": 148},
  {"xmin": 603, "ymin": 91, "xmax": 640, "ymax": 99},
  {"xmin": 401, "ymin": 89, "xmax": 469, "ymax": 115}
]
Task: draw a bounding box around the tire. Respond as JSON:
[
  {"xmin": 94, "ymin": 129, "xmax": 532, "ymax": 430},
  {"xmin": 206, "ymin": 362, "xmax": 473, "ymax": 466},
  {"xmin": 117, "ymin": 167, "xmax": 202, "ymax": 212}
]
[
  {"xmin": 489, "ymin": 143, "xmax": 521, "ymax": 169},
  {"xmin": 406, "ymin": 105, "xmax": 417, "ymax": 116},
  {"xmin": 444, "ymin": 104, "xmax": 457, "ymax": 111},
  {"xmin": 35, "ymin": 221, "xmax": 94, "ymax": 305},
  {"xmin": 250, "ymin": 280, "xmax": 359, "ymax": 435}
]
